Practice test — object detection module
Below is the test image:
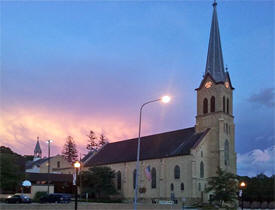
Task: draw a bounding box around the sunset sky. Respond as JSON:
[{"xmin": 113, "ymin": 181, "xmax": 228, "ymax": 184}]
[{"xmin": 1, "ymin": 1, "xmax": 274, "ymax": 177}]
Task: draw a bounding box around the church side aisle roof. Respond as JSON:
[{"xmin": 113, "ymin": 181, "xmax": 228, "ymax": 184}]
[{"xmin": 84, "ymin": 127, "xmax": 209, "ymax": 167}]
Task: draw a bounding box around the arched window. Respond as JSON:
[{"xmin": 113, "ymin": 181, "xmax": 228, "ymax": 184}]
[
  {"xmin": 117, "ymin": 171, "xmax": 121, "ymax": 190},
  {"xmin": 181, "ymin": 183, "xmax": 184, "ymax": 191},
  {"xmin": 227, "ymin": 98, "xmax": 229, "ymax": 114},
  {"xmin": 170, "ymin": 183, "xmax": 174, "ymax": 191},
  {"xmin": 200, "ymin": 161, "xmax": 204, "ymax": 178},
  {"xmin": 151, "ymin": 167, "xmax": 156, "ymax": 189},
  {"xmin": 198, "ymin": 183, "xmax": 201, "ymax": 191},
  {"xmin": 224, "ymin": 140, "xmax": 229, "ymax": 166},
  {"xmin": 203, "ymin": 98, "xmax": 208, "ymax": 114},
  {"xmin": 223, "ymin": 96, "xmax": 225, "ymax": 112},
  {"xmin": 201, "ymin": 151, "xmax": 203, "ymax": 157},
  {"xmin": 133, "ymin": 169, "xmax": 136, "ymax": 189},
  {"xmin": 174, "ymin": 165, "xmax": 180, "ymax": 179},
  {"xmin": 210, "ymin": 96, "xmax": 215, "ymax": 112}
]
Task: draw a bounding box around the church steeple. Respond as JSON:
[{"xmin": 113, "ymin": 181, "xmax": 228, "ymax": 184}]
[
  {"xmin": 34, "ymin": 136, "xmax": 42, "ymax": 160},
  {"xmin": 205, "ymin": 0, "xmax": 226, "ymax": 82}
]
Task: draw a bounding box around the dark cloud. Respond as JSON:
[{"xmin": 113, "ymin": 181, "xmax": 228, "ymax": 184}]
[{"xmin": 248, "ymin": 88, "xmax": 275, "ymax": 108}]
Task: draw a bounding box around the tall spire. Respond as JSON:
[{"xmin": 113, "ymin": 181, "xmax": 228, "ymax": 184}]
[
  {"xmin": 205, "ymin": 0, "xmax": 226, "ymax": 82},
  {"xmin": 34, "ymin": 136, "xmax": 42, "ymax": 159}
]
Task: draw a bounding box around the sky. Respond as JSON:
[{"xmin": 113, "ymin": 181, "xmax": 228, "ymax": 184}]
[{"xmin": 0, "ymin": 0, "xmax": 274, "ymax": 177}]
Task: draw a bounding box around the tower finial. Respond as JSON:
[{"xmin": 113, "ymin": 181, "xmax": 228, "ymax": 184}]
[{"xmin": 213, "ymin": 0, "xmax": 217, "ymax": 7}]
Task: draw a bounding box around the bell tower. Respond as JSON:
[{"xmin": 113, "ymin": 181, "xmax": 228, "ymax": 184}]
[{"xmin": 195, "ymin": 1, "xmax": 236, "ymax": 174}]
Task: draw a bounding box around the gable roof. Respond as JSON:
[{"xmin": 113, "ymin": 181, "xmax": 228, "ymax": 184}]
[{"xmin": 84, "ymin": 127, "xmax": 209, "ymax": 167}]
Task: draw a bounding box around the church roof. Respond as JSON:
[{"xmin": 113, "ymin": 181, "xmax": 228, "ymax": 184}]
[
  {"xmin": 84, "ymin": 127, "xmax": 209, "ymax": 167},
  {"xmin": 205, "ymin": 1, "xmax": 226, "ymax": 82},
  {"xmin": 34, "ymin": 139, "xmax": 42, "ymax": 154}
]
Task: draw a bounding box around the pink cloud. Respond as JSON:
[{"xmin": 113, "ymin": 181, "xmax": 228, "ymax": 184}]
[
  {"xmin": 237, "ymin": 146, "xmax": 275, "ymax": 177},
  {"xmin": 0, "ymin": 106, "xmax": 146, "ymax": 157}
]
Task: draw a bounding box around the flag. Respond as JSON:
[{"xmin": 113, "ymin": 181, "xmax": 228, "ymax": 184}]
[{"xmin": 145, "ymin": 165, "xmax": 151, "ymax": 181}]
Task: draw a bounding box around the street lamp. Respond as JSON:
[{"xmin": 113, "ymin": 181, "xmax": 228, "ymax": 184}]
[
  {"xmin": 46, "ymin": 139, "xmax": 53, "ymax": 194},
  {"xmin": 74, "ymin": 161, "xmax": 81, "ymax": 210},
  {"xmin": 133, "ymin": 95, "xmax": 171, "ymax": 210},
  {"xmin": 239, "ymin": 181, "xmax": 246, "ymax": 210}
]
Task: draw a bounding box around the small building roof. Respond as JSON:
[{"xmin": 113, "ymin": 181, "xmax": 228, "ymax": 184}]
[
  {"xmin": 84, "ymin": 127, "xmax": 209, "ymax": 167},
  {"xmin": 25, "ymin": 157, "xmax": 50, "ymax": 169},
  {"xmin": 25, "ymin": 172, "xmax": 73, "ymax": 182}
]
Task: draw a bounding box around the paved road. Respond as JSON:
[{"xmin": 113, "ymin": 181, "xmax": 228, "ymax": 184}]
[{"xmin": 0, "ymin": 202, "xmax": 200, "ymax": 210}]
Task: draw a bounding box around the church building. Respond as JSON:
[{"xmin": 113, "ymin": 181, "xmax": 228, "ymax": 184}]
[{"xmin": 83, "ymin": 1, "xmax": 236, "ymax": 203}]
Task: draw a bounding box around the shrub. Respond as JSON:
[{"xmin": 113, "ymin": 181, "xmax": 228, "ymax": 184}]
[{"xmin": 33, "ymin": 191, "xmax": 48, "ymax": 202}]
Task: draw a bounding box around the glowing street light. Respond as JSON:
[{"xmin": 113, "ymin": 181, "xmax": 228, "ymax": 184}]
[
  {"xmin": 239, "ymin": 181, "xmax": 247, "ymax": 210},
  {"xmin": 161, "ymin": 95, "xmax": 171, "ymax": 103},
  {"xmin": 74, "ymin": 161, "xmax": 81, "ymax": 169},
  {"xmin": 240, "ymin": 181, "xmax": 246, "ymax": 188},
  {"xmin": 74, "ymin": 161, "xmax": 81, "ymax": 210},
  {"xmin": 133, "ymin": 95, "xmax": 171, "ymax": 210}
]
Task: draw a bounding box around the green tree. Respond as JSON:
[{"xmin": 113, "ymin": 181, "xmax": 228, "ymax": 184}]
[
  {"xmin": 80, "ymin": 166, "xmax": 117, "ymax": 199},
  {"xmin": 86, "ymin": 130, "xmax": 98, "ymax": 152},
  {"xmin": 205, "ymin": 167, "xmax": 238, "ymax": 207},
  {"xmin": 62, "ymin": 136, "xmax": 78, "ymax": 164},
  {"xmin": 0, "ymin": 146, "xmax": 25, "ymax": 193}
]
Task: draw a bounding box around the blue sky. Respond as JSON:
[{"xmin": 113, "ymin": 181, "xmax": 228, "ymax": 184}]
[{"xmin": 1, "ymin": 0, "xmax": 274, "ymax": 176}]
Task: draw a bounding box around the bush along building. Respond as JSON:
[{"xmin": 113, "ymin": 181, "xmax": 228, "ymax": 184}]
[{"xmin": 82, "ymin": 1, "xmax": 236, "ymax": 204}]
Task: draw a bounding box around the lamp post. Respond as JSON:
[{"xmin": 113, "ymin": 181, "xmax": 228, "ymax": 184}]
[
  {"xmin": 46, "ymin": 139, "xmax": 53, "ymax": 194},
  {"xmin": 74, "ymin": 161, "xmax": 81, "ymax": 210},
  {"xmin": 239, "ymin": 181, "xmax": 246, "ymax": 210},
  {"xmin": 133, "ymin": 95, "xmax": 171, "ymax": 210}
]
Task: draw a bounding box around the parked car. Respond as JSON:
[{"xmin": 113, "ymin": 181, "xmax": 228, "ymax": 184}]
[
  {"xmin": 39, "ymin": 193, "xmax": 71, "ymax": 203},
  {"xmin": 5, "ymin": 194, "xmax": 32, "ymax": 203}
]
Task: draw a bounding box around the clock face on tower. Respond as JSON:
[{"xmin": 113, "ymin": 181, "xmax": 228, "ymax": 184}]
[
  {"xmin": 205, "ymin": 81, "xmax": 213, "ymax": 88},
  {"xmin": 225, "ymin": 82, "xmax": 229, "ymax": 88}
]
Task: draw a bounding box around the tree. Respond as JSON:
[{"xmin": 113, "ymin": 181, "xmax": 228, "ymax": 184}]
[
  {"xmin": 205, "ymin": 167, "xmax": 238, "ymax": 207},
  {"xmin": 86, "ymin": 130, "xmax": 98, "ymax": 152},
  {"xmin": 62, "ymin": 136, "xmax": 78, "ymax": 164},
  {"xmin": 0, "ymin": 146, "xmax": 25, "ymax": 193},
  {"xmin": 80, "ymin": 166, "xmax": 117, "ymax": 199},
  {"xmin": 98, "ymin": 133, "xmax": 108, "ymax": 148}
]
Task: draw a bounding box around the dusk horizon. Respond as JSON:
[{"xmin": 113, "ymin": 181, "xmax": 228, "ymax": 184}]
[{"xmin": 1, "ymin": 0, "xmax": 274, "ymax": 178}]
